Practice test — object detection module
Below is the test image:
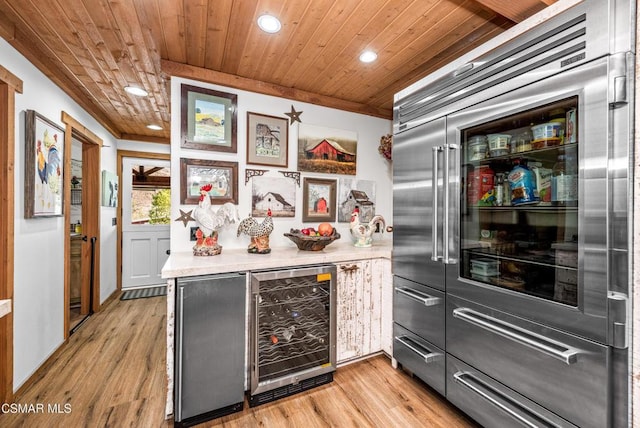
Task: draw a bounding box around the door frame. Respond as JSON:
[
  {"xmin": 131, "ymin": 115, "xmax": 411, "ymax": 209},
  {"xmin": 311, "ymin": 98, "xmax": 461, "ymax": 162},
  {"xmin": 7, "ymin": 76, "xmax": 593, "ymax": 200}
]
[
  {"xmin": 62, "ymin": 112, "xmax": 102, "ymax": 339},
  {"xmin": 116, "ymin": 150, "xmax": 171, "ymax": 291},
  {"xmin": 0, "ymin": 65, "xmax": 22, "ymax": 404}
]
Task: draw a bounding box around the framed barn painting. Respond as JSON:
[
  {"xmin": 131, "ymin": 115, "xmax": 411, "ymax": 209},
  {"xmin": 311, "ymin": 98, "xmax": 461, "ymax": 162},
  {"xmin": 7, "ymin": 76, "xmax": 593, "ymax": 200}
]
[
  {"xmin": 180, "ymin": 158, "xmax": 238, "ymax": 205},
  {"xmin": 297, "ymin": 123, "xmax": 357, "ymax": 175},
  {"xmin": 302, "ymin": 177, "xmax": 336, "ymax": 222},
  {"xmin": 180, "ymin": 84, "xmax": 237, "ymax": 153},
  {"xmin": 246, "ymin": 112, "xmax": 288, "ymax": 167},
  {"xmin": 24, "ymin": 110, "xmax": 65, "ymax": 218},
  {"xmin": 251, "ymin": 176, "xmax": 295, "ymax": 217}
]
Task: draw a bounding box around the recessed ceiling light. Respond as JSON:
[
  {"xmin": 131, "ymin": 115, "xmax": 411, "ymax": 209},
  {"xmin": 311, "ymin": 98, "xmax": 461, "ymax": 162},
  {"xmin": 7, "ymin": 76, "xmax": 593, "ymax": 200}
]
[
  {"xmin": 257, "ymin": 14, "xmax": 281, "ymax": 33},
  {"xmin": 124, "ymin": 85, "xmax": 149, "ymax": 97},
  {"xmin": 359, "ymin": 50, "xmax": 378, "ymax": 63},
  {"xmin": 147, "ymin": 124, "xmax": 163, "ymax": 131}
]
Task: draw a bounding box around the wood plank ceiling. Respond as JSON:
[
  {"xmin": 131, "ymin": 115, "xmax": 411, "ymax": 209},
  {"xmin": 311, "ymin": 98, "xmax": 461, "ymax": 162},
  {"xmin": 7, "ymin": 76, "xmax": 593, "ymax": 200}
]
[{"xmin": 0, "ymin": 0, "xmax": 556, "ymax": 143}]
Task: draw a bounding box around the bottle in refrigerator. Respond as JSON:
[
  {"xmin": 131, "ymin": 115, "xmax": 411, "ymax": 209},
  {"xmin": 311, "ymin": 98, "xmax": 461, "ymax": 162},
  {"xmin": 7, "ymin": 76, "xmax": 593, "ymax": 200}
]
[
  {"xmin": 551, "ymin": 154, "xmax": 577, "ymax": 206},
  {"xmin": 494, "ymin": 173, "xmax": 504, "ymax": 206}
]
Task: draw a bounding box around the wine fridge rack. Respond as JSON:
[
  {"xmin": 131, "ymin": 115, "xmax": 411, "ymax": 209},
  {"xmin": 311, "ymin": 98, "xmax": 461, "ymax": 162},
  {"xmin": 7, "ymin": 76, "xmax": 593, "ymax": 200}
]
[{"xmin": 256, "ymin": 275, "xmax": 332, "ymax": 382}]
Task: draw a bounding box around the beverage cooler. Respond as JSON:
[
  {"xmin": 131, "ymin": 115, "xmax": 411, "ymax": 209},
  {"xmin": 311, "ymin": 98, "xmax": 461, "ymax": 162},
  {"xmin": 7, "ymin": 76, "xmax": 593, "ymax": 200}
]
[
  {"xmin": 249, "ymin": 265, "xmax": 336, "ymax": 407},
  {"xmin": 392, "ymin": 1, "xmax": 632, "ymax": 427}
]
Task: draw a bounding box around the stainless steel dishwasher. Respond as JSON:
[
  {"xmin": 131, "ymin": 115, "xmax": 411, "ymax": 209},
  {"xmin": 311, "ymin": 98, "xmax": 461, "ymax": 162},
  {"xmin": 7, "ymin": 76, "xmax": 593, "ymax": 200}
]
[{"xmin": 174, "ymin": 272, "xmax": 246, "ymax": 427}]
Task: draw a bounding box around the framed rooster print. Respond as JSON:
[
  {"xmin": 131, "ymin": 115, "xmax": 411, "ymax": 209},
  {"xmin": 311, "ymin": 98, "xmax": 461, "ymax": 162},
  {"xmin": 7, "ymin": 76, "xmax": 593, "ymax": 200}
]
[
  {"xmin": 180, "ymin": 158, "xmax": 238, "ymax": 205},
  {"xmin": 181, "ymin": 84, "xmax": 237, "ymax": 153},
  {"xmin": 24, "ymin": 110, "xmax": 65, "ymax": 218}
]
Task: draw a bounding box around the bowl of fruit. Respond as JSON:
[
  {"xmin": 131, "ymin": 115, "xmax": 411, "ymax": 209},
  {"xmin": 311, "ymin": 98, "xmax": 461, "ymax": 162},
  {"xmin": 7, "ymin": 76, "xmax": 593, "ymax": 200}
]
[{"xmin": 284, "ymin": 223, "xmax": 341, "ymax": 251}]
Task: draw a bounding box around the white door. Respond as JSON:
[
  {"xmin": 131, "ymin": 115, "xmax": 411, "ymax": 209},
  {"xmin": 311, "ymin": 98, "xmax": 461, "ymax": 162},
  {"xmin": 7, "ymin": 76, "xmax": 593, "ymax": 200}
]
[{"xmin": 121, "ymin": 157, "xmax": 171, "ymax": 289}]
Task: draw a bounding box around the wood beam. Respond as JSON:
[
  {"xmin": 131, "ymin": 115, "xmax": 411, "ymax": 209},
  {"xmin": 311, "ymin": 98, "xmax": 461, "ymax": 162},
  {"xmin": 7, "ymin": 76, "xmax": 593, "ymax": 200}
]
[
  {"xmin": 161, "ymin": 60, "xmax": 393, "ymax": 120},
  {"xmin": 473, "ymin": 0, "xmax": 549, "ymax": 23},
  {"xmin": 120, "ymin": 133, "xmax": 170, "ymax": 144}
]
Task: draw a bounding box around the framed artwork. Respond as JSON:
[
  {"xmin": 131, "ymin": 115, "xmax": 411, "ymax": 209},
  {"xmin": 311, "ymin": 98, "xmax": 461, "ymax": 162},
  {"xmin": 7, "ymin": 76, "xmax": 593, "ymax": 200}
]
[
  {"xmin": 302, "ymin": 177, "xmax": 336, "ymax": 222},
  {"xmin": 180, "ymin": 84, "xmax": 237, "ymax": 153},
  {"xmin": 246, "ymin": 111, "xmax": 288, "ymax": 167},
  {"xmin": 24, "ymin": 110, "xmax": 65, "ymax": 218},
  {"xmin": 180, "ymin": 158, "xmax": 238, "ymax": 205},
  {"xmin": 101, "ymin": 170, "xmax": 118, "ymax": 207},
  {"xmin": 251, "ymin": 176, "xmax": 295, "ymax": 217},
  {"xmin": 337, "ymin": 178, "xmax": 376, "ymax": 222},
  {"xmin": 297, "ymin": 123, "xmax": 357, "ymax": 175}
]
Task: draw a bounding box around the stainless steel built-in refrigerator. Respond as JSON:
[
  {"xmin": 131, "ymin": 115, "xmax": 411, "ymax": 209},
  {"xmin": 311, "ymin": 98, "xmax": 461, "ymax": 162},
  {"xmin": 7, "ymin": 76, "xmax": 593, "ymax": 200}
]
[
  {"xmin": 174, "ymin": 273, "xmax": 246, "ymax": 426},
  {"xmin": 392, "ymin": 1, "xmax": 633, "ymax": 427}
]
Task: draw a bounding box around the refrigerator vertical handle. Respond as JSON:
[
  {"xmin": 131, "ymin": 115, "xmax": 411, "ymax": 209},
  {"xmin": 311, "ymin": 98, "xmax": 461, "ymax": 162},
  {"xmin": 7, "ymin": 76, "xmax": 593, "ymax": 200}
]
[
  {"xmin": 443, "ymin": 144, "xmax": 457, "ymax": 263},
  {"xmin": 431, "ymin": 146, "xmax": 442, "ymax": 261}
]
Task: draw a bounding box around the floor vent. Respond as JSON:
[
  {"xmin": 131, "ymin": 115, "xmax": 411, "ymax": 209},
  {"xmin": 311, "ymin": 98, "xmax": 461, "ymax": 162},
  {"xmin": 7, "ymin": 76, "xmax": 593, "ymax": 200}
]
[{"xmin": 248, "ymin": 373, "xmax": 334, "ymax": 407}]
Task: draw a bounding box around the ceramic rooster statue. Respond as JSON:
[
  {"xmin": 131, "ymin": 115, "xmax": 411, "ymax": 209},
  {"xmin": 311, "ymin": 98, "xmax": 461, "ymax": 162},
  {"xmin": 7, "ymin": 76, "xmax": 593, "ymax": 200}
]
[
  {"xmin": 349, "ymin": 207, "xmax": 385, "ymax": 247},
  {"xmin": 237, "ymin": 209, "xmax": 274, "ymax": 254},
  {"xmin": 192, "ymin": 184, "xmax": 238, "ymax": 256}
]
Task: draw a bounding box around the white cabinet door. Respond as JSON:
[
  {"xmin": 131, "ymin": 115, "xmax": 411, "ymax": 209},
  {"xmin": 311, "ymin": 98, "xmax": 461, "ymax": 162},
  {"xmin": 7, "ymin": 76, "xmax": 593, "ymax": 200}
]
[
  {"xmin": 375, "ymin": 257, "xmax": 393, "ymax": 355},
  {"xmin": 336, "ymin": 260, "xmax": 365, "ymax": 362},
  {"xmin": 336, "ymin": 258, "xmax": 391, "ymax": 363}
]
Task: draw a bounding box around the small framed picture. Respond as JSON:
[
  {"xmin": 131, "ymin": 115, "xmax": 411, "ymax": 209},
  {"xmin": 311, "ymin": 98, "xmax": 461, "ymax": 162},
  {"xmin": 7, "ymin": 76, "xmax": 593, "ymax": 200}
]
[
  {"xmin": 180, "ymin": 84, "xmax": 237, "ymax": 153},
  {"xmin": 180, "ymin": 158, "xmax": 238, "ymax": 205},
  {"xmin": 302, "ymin": 177, "xmax": 336, "ymax": 222},
  {"xmin": 24, "ymin": 110, "xmax": 65, "ymax": 218},
  {"xmin": 246, "ymin": 111, "xmax": 288, "ymax": 167}
]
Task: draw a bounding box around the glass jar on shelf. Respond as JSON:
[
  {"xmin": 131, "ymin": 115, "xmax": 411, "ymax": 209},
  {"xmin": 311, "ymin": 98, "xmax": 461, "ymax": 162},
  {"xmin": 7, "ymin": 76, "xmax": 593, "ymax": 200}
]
[{"xmin": 551, "ymin": 154, "xmax": 577, "ymax": 206}]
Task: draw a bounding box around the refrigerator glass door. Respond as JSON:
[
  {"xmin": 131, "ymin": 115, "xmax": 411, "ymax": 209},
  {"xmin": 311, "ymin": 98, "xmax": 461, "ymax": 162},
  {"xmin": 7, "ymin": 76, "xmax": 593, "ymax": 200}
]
[
  {"xmin": 459, "ymin": 96, "xmax": 579, "ymax": 306},
  {"xmin": 445, "ymin": 56, "xmax": 618, "ymax": 344}
]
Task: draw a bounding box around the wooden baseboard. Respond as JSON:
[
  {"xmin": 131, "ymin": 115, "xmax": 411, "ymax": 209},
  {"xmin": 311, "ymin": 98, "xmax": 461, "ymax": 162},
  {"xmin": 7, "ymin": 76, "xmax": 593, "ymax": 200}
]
[
  {"xmin": 336, "ymin": 351, "xmax": 386, "ymax": 368},
  {"xmin": 99, "ymin": 288, "xmax": 120, "ymax": 310}
]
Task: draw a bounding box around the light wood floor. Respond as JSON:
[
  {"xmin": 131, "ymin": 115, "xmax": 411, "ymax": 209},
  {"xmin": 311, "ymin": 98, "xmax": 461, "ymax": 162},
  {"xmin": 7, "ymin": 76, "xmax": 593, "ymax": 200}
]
[{"xmin": 1, "ymin": 295, "xmax": 478, "ymax": 428}]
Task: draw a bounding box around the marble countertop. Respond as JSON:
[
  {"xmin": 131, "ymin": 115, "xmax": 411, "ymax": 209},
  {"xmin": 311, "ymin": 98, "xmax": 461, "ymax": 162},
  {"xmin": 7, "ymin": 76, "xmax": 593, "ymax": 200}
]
[
  {"xmin": 0, "ymin": 299, "xmax": 11, "ymax": 319},
  {"xmin": 161, "ymin": 241, "xmax": 392, "ymax": 279}
]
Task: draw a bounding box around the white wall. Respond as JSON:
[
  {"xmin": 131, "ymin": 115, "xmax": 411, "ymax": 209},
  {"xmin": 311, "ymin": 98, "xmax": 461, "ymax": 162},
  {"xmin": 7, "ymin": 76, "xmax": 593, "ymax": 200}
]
[
  {"xmin": 169, "ymin": 77, "xmax": 393, "ymax": 252},
  {"xmin": 1, "ymin": 37, "xmax": 119, "ymax": 390}
]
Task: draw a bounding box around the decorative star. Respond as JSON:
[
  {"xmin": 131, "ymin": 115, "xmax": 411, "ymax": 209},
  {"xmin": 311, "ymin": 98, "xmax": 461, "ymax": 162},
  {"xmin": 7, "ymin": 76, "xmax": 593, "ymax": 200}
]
[
  {"xmin": 284, "ymin": 105, "xmax": 302, "ymax": 124},
  {"xmin": 175, "ymin": 209, "xmax": 195, "ymax": 227}
]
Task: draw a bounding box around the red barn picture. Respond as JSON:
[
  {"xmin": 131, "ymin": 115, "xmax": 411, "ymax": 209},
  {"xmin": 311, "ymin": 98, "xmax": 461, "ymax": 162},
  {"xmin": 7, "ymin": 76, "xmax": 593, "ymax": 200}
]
[
  {"xmin": 298, "ymin": 123, "xmax": 357, "ymax": 175},
  {"xmin": 305, "ymin": 139, "xmax": 356, "ymax": 162}
]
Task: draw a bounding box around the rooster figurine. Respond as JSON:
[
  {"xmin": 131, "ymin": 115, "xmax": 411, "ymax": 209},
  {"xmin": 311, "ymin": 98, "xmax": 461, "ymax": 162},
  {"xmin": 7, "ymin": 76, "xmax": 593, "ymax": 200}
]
[
  {"xmin": 192, "ymin": 184, "xmax": 238, "ymax": 256},
  {"xmin": 237, "ymin": 209, "xmax": 274, "ymax": 254},
  {"xmin": 349, "ymin": 207, "xmax": 385, "ymax": 247}
]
